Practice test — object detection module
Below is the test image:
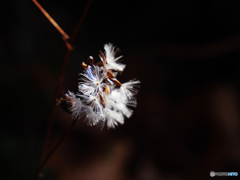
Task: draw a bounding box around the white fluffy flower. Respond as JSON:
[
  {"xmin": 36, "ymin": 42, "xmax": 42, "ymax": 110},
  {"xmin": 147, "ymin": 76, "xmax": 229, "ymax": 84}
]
[
  {"xmin": 63, "ymin": 44, "xmax": 140, "ymax": 129},
  {"xmin": 79, "ymin": 65, "xmax": 107, "ymax": 96},
  {"xmin": 104, "ymin": 43, "xmax": 126, "ymax": 72}
]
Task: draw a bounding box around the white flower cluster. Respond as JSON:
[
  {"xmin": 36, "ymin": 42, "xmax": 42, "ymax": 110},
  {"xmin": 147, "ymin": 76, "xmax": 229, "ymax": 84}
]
[{"xmin": 64, "ymin": 43, "xmax": 140, "ymax": 129}]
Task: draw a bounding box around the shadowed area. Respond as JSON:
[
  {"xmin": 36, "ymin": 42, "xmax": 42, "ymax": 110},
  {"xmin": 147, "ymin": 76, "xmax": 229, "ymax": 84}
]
[{"xmin": 1, "ymin": 0, "xmax": 240, "ymax": 179}]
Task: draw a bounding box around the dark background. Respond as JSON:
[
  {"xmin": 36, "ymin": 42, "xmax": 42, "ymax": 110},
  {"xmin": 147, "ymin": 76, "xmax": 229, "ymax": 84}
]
[{"xmin": 1, "ymin": 0, "xmax": 240, "ymax": 179}]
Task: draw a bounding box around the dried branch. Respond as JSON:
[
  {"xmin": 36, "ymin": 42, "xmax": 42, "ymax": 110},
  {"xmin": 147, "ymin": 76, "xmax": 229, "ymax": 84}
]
[
  {"xmin": 32, "ymin": 0, "xmax": 93, "ymax": 179},
  {"xmin": 37, "ymin": 120, "xmax": 77, "ymax": 176},
  {"xmin": 32, "ymin": 0, "xmax": 73, "ymax": 50}
]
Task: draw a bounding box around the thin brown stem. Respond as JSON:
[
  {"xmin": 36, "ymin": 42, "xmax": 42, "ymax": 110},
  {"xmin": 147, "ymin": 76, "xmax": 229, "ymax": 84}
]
[
  {"xmin": 40, "ymin": 0, "xmax": 92, "ymax": 161},
  {"xmin": 69, "ymin": 0, "xmax": 93, "ymax": 44},
  {"xmin": 33, "ymin": 0, "xmax": 93, "ymax": 179},
  {"xmin": 32, "ymin": 0, "xmax": 69, "ymax": 40},
  {"xmin": 38, "ymin": 120, "xmax": 77, "ymax": 173},
  {"xmin": 39, "ymin": 49, "xmax": 70, "ymax": 162},
  {"xmin": 32, "ymin": 0, "xmax": 73, "ymax": 51},
  {"xmin": 33, "ymin": 120, "xmax": 77, "ymax": 180}
]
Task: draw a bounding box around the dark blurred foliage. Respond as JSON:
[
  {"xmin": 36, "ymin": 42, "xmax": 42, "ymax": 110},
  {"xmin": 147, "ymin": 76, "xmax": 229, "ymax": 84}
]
[{"xmin": 1, "ymin": 0, "xmax": 240, "ymax": 180}]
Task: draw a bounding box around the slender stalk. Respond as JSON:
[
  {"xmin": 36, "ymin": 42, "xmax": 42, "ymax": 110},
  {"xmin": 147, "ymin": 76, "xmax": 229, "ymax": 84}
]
[
  {"xmin": 69, "ymin": 0, "xmax": 93, "ymax": 44},
  {"xmin": 33, "ymin": 0, "xmax": 93, "ymax": 179},
  {"xmin": 37, "ymin": 120, "xmax": 77, "ymax": 173},
  {"xmin": 39, "ymin": 0, "xmax": 93, "ymax": 164},
  {"xmin": 32, "ymin": 0, "xmax": 69, "ymax": 41},
  {"xmin": 39, "ymin": 46, "xmax": 70, "ymax": 165},
  {"xmin": 33, "ymin": 120, "xmax": 77, "ymax": 180}
]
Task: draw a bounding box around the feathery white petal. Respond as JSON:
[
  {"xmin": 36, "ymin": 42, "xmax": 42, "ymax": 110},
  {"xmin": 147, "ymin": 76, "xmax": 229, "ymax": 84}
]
[
  {"xmin": 120, "ymin": 80, "xmax": 141, "ymax": 99},
  {"xmin": 104, "ymin": 43, "xmax": 126, "ymax": 71},
  {"xmin": 80, "ymin": 105, "xmax": 100, "ymax": 126},
  {"xmin": 66, "ymin": 91, "xmax": 82, "ymax": 120},
  {"xmin": 103, "ymin": 108, "xmax": 124, "ymax": 129},
  {"xmin": 110, "ymin": 90, "xmax": 133, "ymax": 118},
  {"xmin": 79, "ymin": 65, "xmax": 107, "ymax": 94},
  {"xmin": 77, "ymin": 93, "xmax": 104, "ymax": 118}
]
